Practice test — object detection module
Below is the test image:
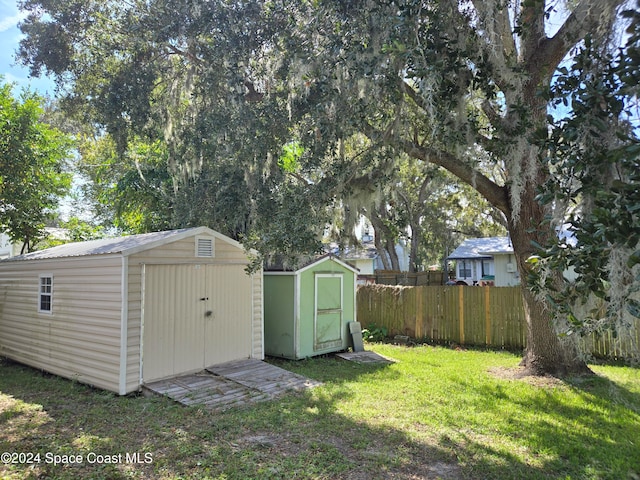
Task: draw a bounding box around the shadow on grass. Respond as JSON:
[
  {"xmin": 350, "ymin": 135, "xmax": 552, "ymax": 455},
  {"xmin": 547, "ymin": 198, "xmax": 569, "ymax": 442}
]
[
  {"xmin": 1, "ymin": 355, "xmax": 639, "ymax": 479},
  {"xmin": 0, "ymin": 357, "xmax": 450, "ymax": 479},
  {"xmin": 440, "ymin": 369, "xmax": 640, "ymax": 479},
  {"xmin": 266, "ymin": 353, "xmax": 401, "ymax": 384}
]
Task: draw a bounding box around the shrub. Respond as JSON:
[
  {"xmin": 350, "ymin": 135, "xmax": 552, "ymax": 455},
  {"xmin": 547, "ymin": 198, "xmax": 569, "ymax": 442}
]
[{"xmin": 361, "ymin": 324, "xmax": 388, "ymax": 343}]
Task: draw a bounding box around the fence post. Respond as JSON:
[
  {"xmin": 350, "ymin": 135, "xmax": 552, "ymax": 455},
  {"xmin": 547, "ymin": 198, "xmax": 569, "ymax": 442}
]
[
  {"xmin": 458, "ymin": 286, "xmax": 465, "ymax": 345},
  {"xmin": 484, "ymin": 286, "xmax": 491, "ymax": 345},
  {"xmin": 416, "ymin": 287, "xmax": 423, "ymax": 338}
]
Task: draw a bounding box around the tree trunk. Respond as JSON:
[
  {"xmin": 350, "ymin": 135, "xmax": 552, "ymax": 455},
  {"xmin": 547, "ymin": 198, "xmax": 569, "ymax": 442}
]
[
  {"xmin": 508, "ymin": 184, "xmax": 592, "ymax": 376},
  {"xmin": 500, "ymin": 25, "xmax": 593, "ymax": 376},
  {"xmin": 408, "ymin": 223, "xmax": 420, "ymax": 273},
  {"xmin": 370, "ymin": 209, "xmax": 401, "ymax": 271}
]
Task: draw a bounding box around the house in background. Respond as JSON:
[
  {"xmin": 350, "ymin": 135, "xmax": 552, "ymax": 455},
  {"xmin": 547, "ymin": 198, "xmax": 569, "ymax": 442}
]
[
  {"xmin": 0, "ymin": 228, "xmax": 71, "ymax": 259},
  {"xmin": 329, "ymin": 225, "xmax": 411, "ymax": 283},
  {"xmin": 447, "ymin": 236, "xmax": 520, "ymax": 286},
  {"xmin": 0, "ymin": 233, "xmax": 19, "ymax": 259}
]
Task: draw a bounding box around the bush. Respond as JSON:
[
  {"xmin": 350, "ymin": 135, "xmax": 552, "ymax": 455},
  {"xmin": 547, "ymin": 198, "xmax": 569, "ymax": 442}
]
[{"xmin": 361, "ymin": 324, "xmax": 388, "ymax": 343}]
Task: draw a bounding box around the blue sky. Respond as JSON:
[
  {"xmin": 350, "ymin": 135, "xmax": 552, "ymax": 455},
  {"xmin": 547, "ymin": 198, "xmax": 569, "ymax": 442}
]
[{"xmin": 0, "ymin": 0, "xmax": 55, "ymax": 95}]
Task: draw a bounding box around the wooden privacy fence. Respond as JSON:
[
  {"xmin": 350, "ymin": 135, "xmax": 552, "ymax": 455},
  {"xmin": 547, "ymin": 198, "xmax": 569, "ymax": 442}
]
[
  {"xmin": 358, "ymin": 285, "xmax": 526, "ymax": 348},
  {"xmin": 357, "ymin": 285, "xmax": 640, "ymax": 360},
  {"xmin": 359, "ymin": 270, "xmax": 446, "ymax": 286}
]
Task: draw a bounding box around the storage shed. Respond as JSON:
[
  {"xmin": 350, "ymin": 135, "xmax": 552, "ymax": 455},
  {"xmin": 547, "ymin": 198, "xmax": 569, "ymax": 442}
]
[
  {"xmin": 0, "ymin": 227, "xmax": 263, "ymax": 394},
  {"xmin": 264, "ymin": 255, "xmax": 357, "ymax": 359}
]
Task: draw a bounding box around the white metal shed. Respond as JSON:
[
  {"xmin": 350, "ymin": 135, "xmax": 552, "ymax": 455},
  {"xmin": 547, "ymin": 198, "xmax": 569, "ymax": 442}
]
[{"xmin": 0, "ymin": 227, "xmax": 263, "ymax": 394}]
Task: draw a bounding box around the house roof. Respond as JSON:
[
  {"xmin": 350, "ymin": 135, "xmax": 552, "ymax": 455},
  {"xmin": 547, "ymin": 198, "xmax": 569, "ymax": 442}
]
[
  {"xmin": 1, "ymin": 227, "xmax": 244, "ymax": 262},
  {"xmin": 447, "ymin": 236, "xmax": 513, "ymax": 260}
]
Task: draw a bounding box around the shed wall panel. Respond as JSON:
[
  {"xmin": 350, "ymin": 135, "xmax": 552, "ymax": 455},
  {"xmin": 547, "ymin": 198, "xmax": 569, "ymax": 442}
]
[
  {"xmin": 204, "ymin": 264, "xmax": 252, "ymax": 366},
  {"xmin": 124, "ymin": 264, "xmax": 143, "ymax": 393},
  {"xmin": 263, "ymin": 275, "xmax": 296, "ymax": 358},
  {"xmin": 129, "ymin": 233, "xmax": 247, "ymax": 265},
  {"xmin": 0, "ymin": 255, "xmax": 123, "ymax": 392},
  {"xmin": 251, "ymin": 272, "xmax": 264, "ymax": 359}
]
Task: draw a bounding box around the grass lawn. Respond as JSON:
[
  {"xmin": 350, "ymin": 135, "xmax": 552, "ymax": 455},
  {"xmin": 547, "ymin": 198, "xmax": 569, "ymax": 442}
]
[{"xmin": 1, "ymin": 344, "xmax": 639, "ymax": 479}]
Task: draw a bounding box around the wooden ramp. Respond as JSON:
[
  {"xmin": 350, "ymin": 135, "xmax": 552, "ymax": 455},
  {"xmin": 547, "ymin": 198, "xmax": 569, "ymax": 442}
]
[
  {"xmin": 144, "ymin": 359, "xmax": 321, "ymax": 410},
  {"xmin": 207, "ymin": 358, "xmax": 321, "ymax": 394}
]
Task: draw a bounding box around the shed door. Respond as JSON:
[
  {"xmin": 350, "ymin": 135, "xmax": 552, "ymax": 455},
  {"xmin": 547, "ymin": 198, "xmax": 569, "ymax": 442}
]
[
  {"xmin": 204, "ymin": 264, "xmax": 252, "ymax": 366},
  {"xmin": 142, "ymin": 264, "xmax": 252, "ymax": 383},
  {"xmin": 314, "ymin": 274, "xmax": 343, "ymax": 351}
]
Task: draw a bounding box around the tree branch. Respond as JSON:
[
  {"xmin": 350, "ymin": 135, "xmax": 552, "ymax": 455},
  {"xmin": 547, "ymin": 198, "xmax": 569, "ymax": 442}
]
[
  {"xmin": 470, "ymin": 0, "xmax": 517, "ymax": 60},
  {"xmin": 481, "ymin": 99, "xmax": 512, "ymax": 134},
  {"xmin": 165, "ymin": 43, "xmax": 203, "ymax": 65},
  {"xmin": 533, "ymin": 0, "xmax": 625, "ymax": 79},
  {"xmin": 400, "ymin": 78, "xmax": 428, "ymax": 114},
  {"xmin": 363, "ymin": 122, "xmax": 510, "ymax": 215}
]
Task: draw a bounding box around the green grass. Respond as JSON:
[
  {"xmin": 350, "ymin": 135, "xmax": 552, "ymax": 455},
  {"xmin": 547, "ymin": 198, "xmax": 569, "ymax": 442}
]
[{"xmin": 1, "ymin": 344, "xmax": 639, "ymax": 479}]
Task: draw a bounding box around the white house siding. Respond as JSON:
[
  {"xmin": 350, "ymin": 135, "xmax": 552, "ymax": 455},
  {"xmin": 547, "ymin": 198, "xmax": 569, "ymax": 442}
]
[
  {"xmin": 492, "ymin": 254, "xmax": 520, "ymax": 287},
  {"xmin": 0, "ymin": 255, "xmax": 123, "ymax": 392},
  {"xmin": 0, "ymin": 233, "xmax": 19, "ymax": 259}
]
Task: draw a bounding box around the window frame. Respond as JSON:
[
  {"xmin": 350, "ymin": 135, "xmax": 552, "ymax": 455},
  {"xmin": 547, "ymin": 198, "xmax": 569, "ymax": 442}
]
[
  {"xmin": 481, "ymin": 259, "xmax": 493, "ymax": 277},
  {"xmin": 38, "ymin": 274, "xmax": 53, "ymax": 314},
  {"xmin": 458, "ymin": 260, "xmax": 472, "ymax": 278}
]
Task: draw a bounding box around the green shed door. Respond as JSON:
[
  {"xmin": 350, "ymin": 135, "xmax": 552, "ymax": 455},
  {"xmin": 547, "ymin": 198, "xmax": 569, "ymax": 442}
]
[{"xmin": 314, "ymin": 274, "xmax": 343, "ymax": 351}]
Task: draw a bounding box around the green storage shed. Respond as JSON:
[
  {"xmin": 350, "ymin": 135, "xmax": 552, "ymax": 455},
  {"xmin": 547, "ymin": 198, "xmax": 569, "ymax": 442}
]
[{"xmin": 264, "ymin": 255, "xmax": 358, "ymax": 359}]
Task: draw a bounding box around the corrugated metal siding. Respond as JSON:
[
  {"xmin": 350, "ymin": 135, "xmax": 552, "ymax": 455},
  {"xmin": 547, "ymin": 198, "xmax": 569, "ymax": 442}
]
[
  {"xmin": 0, "ymin": 256, "xmax": 123, "ymax": 392},
  {"xmin": 140, "ymin": 264, "xmax": 257, "ymax": 382},
  {"xmin": 204, "ymin": 264, "xmax": 252, "ymax": 366},
  {"xmin": 251, "ymin": 271, "xmax": 264, "ymax": 359},
  {"xmin": 132, "ymin": 233, "xmax": 262, "ymax": 384},
  {"xmin": 0, "ymin": 230, "xmax": 262, "ymax": 394}
]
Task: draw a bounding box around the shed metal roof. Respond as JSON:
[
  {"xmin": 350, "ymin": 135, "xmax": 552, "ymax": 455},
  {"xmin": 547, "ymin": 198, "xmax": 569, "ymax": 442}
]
[
  {"xmin": 446, "ymin": 236, "xmax": 513, "ymax": 260},
  {"xmin": 1, "ymin": 227, "xmax": 242, "ymax": 262}
]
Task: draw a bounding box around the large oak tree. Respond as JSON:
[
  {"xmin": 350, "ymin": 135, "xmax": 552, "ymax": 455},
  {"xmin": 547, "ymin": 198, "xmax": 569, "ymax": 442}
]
[{"xmin": 17, "ymin": 0, "xmax": 631, "ymax": 375}]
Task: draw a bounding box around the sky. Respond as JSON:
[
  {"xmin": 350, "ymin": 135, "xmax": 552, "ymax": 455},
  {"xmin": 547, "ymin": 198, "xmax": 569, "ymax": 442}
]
[{"xmin": 0, "ymin": 0, "xmax": 55, "ymax": 95}]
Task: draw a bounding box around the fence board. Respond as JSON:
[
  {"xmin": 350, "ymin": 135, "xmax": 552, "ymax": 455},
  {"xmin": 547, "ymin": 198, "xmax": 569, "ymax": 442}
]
[{"xmin": 357, "ymin": 285, "xmax": 639, "ymax": 360}]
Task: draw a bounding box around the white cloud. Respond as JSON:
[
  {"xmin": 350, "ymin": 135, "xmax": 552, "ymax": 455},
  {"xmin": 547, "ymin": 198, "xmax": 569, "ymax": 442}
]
[{"xmin": 0, "ymin": 11, "xmax": 27, "ymax": 33}]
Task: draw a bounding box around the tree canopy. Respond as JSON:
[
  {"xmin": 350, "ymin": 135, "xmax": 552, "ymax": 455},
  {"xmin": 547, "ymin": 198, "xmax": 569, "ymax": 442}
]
[
  {"xmin": 533, "ymin": 6, "xmax": 640, "ymax": 339},
  {"xmin": 0, "ymin": 80, "xmax": 73, "ymax": 253},
  {"xmin": 16, "ymin": 0, "xmax": 636, "ymax": 373}
]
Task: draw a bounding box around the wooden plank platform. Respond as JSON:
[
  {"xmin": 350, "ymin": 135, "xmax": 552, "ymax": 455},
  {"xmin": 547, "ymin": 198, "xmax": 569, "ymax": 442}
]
[
  {"xmin": 144, "ymin": 359, "xmax": 321, "ymax": 410},
  {"xmin": 207, "ymin": 358, "xmax": 322, "ymax": 394}
]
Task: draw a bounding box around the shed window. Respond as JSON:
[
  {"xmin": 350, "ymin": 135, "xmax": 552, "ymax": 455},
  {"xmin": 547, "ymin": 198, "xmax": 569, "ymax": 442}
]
[
  {"xmin": 39, "ymin": 275, "xmax": 53, "ymax": 313},
  {"xmin": 196, "ymin": 237, "xmax": 214, "ymax": 257}
]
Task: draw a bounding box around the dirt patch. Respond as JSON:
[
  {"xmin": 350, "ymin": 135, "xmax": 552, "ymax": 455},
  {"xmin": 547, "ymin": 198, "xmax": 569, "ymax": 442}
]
[
  {"xmin": 236, "ymin": 431, "xmax": 462, "ymax": 479},
  {"xmin": 487, "ymin": 366, "xmax": 567, "ymax": 388}
]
